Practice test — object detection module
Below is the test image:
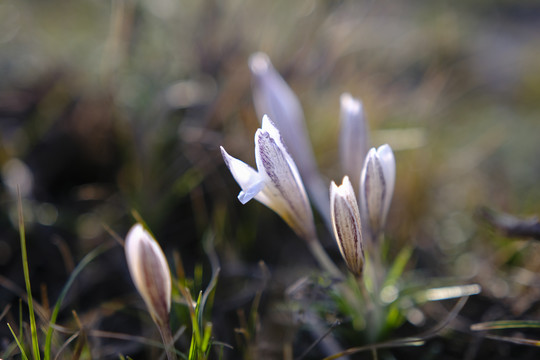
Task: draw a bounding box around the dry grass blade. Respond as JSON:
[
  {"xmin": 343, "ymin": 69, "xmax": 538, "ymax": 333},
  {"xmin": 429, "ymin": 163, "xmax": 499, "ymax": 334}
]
[
  {"xmin": 88, "ymin": 329, "xmax": 173, "ymax": 349},
  {"xmin": 471, "ymin": 319, "xmax": 540, "ymax": 348},
  {"xmin": 0, "ymin": 275, "xmax": 49, "ymax": 321},
  {"xmin": 53, "ymin": 331, "xmax": 81, "ymax": 360},
  {"xmin": 477, "ymin": 207, "xmax": 540, "ymax": 240},
  {"xmin": 295, "ymin": 320, "xmax": 341, "ymax": 360},
  {"xmin": 481, "ymin": 333, "xmax": 540, "ymax": 347},
  {"xmin": 0, "ymin": 304, "xmax": 12, "ymax": 322}
]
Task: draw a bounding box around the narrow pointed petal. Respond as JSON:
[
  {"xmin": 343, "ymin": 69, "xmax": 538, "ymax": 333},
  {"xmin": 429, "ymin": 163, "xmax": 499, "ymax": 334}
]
[
  {"xmin": 221, "ymin": 146, "xmax": 265, "ymax": 204},
  {"xmin": 339, "ymin": 93, "xmax": 369, "ymax": 186},
  {"xmin": 125, "ymin": 224, "xmax": 171, "ymax": 324},
  {"xmin": 249, "ymin": 52, "xmax": 330, "ymax": 224},
  {"xmin": 254, "ymin": 118, "xmax": 316, "ymax": 240},
  {"xmin": 260, "ymin": 115, "xmax": 304, "ymax": 188},
  {"xmin": 376, "ymin": 144, "xmax": 396, "ymax": 226},
  {"xmin": 330, "ymin": 176, "xmax": 364, "ymax": 276}
]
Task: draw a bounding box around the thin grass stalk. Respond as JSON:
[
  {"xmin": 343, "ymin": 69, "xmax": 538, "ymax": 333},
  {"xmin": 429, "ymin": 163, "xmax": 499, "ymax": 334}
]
[
  {"xmin": 17, "ymin": 190, "xmax": 41, "ymax": 360},
  {"xmin": 7, "ymin": 322, "xmax": 29, "ymax": 360},
  {"xmin": 53, "ymin": 331, "xmax": 80, "ymax": 360},
  {"xmin": 18, "ymin": 299, "xmax": 23, "ymax": 345},
  {"xmin": 44, "ymin": 243, "xmax": 112, "ymax": 360},
  {"xmin": 0, "ymin": 304, "xmax": 11, "ymax": 323}
]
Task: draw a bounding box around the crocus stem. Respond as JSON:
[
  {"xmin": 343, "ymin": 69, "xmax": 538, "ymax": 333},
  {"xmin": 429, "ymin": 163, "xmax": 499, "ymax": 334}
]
[
  {"xmin": 371, "ymin": 233, "xmax": 385, "ymax": 297},
  {"xmin": 307, "ymin": 237, "xmax": 344, "ymax": 280},
  {"xmin": 362, "ymin": 239, "xmax": 385, "ymax": 342},
  {"xmin": 157, "ymin": 319, "xmax": 177, "ymax": 360}
]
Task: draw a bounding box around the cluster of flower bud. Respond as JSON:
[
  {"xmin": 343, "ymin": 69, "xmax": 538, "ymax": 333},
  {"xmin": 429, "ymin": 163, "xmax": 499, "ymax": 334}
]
[{"xmin": 222, "ymin": 53, "xmax": 396, "ymax": 276}]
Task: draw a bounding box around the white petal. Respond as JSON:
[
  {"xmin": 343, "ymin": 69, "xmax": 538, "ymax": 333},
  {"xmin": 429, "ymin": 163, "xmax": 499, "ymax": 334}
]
[
  {"xmin": 260, "ymin": 115, "xmax": 304, "ymax": 191},
  {"xmin": 261, "ymin": 114, "xmax": 283, "ymax": 146},
  {"xmin": 339, "ymin": 93, "xmax": 369, "ymax": 186},
  {"xmin": 254, "ymin": 126, "xmax": 315, "ymax": 239},
  {"xmin": 238, "ymin": 181, "xmax": 265, "ymax": 204},
  {"xmin": 221, "ymin": 146, "xmax": 265, "ymax": 204},
  {"xmin": 125, "ymin": 223, "xmax": 145, "ymax": 278},
  {"xmin": 376, "ymin": 144, "xmax": 396, "ymax": 225},
  {"xmin": 335, "ymin": 175, "xmax": 357, "ymax": 208},
  {"xmin": 249, "ymin": 53, "xmax": 330, "ymax": 224}
]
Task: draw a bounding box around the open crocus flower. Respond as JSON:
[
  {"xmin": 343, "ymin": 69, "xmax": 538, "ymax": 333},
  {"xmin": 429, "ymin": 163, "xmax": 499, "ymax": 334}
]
[
  {"xmin": 330, "ymin": 176, "xmax": 364, "ymax": 276},
  {"xmin": 125, "ymin": 223, "xmax": 172, "ymax": 326},
  {"xmin": 339, "ymin": 93, "xmax": 369, "ymax": 187},
  {"xmin": 359, "ymin": 144, "xmax": 396, "ymax": 242},
  {"xmin": 249, "ymin": 52, "xmax": 330, "ymax": 224},
  {"xmin": 220, "ymin": 115, "xmax": 316, "ymax": 241}
]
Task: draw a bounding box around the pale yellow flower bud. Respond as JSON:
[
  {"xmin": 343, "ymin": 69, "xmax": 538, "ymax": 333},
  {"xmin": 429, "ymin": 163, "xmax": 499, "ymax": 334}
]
[
  {"xmin": 125, "ymin": 223, "xmax": 172, "ymax": 325},
  {"xmin": 330, "ymin": 176, "xmax": 364, "ymax": 276}
]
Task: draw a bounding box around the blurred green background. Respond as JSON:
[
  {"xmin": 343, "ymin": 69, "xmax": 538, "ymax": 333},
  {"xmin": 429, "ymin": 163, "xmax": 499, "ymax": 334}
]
[{"xmin": 1, "ymin": 0, "xmax": 540, "ymax": 358}]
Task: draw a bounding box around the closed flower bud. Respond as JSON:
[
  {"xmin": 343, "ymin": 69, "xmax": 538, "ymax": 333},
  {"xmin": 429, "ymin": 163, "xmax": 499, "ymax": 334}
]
[
  {"xmin": 125, "ymin": 223, "xmax": 172, "ymax": 326},
  {"xmin": 339, "ymin": 93, "xmax": 369, "ymax": 186},
  {"xmin": 359, "ymin": 144, "xmax": 396, "ymax": 241},
  {"xmin": 330, "ymin": 176, "xmax": 364, "ymax": 276},
  {"xmin": 249, "ymin": 52, "xmax": 330, "ymax": 224}
]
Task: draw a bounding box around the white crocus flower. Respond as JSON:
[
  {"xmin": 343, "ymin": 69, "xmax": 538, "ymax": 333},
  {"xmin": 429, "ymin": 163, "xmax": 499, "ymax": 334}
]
[
  {"xmin": 359, "ymin": 144, "xmax": 396, "ymax": 242},
  {"xmin": 249, "ymin": 52, "xmax": 330, "ymax": 225},
  {"xmin": 339, "ymin": 93, "xmax": 369, "ymax": 187},
  {"xmin": 221, "ymin": 115, "xmax": 316, "ymax": 241},
  {"xmin": 330, "ymin": 176, "xmax": 364, "ymax": 276},
  {"xmin": 125, "ymin": 223, "xmax": 172, "ymax": 326}
]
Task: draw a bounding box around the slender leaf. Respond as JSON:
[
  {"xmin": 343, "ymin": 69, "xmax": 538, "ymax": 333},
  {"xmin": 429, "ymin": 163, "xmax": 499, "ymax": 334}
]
[
  {"xmin": 18, "ymin": 192, "xmax": 41, "ymax": 360},
  {"xmin": 471, "ymin": 320, "xmax": 540, "ymax": 331},
  {"xmin": 482, "ymin": 333, "xmax": 540, "ymax": 347},
  {"xmin": 44, "ymin": 243, "xmax": 112, "ymax": 359},
  {"xmin": 384, "ymin": 245, "xmax": 412, "ymax": 288},
  {"xmin": 7, "ymin": 322, "xmax": 29, "ymax": 360}
]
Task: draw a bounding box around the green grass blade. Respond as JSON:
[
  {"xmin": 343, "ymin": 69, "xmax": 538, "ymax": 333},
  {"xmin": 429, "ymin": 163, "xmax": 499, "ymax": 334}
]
[
  {"xmin": 188, "ymin": 292, "xmax": 204, "ymax": 360},
  {"xmin": 18, "ymin": 192, "xmax": 41, "ymax": 360},
  {"xmin": 198, "ymin": 268, "xmax": 219, "ymax": 326},
  {"xmin": 7, "ymin": 322, "xmax": 29, "ymax": 360},
  {"xmin": 44, "ymin": 242, "xmax": 112, "ymax": 360},
  {"xmin": 18, "ymin": 299, "xmax": 23, "ymax": 344},
  {"xmin": 471, "ymin": 320, "xmax": 540, "ymax": 331},
  {"xmin": 384, "ymin": 245, "xmax": 412, "ymax": 288},
  {"xmin": 201, "ymin": 322, "xmax": 212, "ymax": 354}
]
